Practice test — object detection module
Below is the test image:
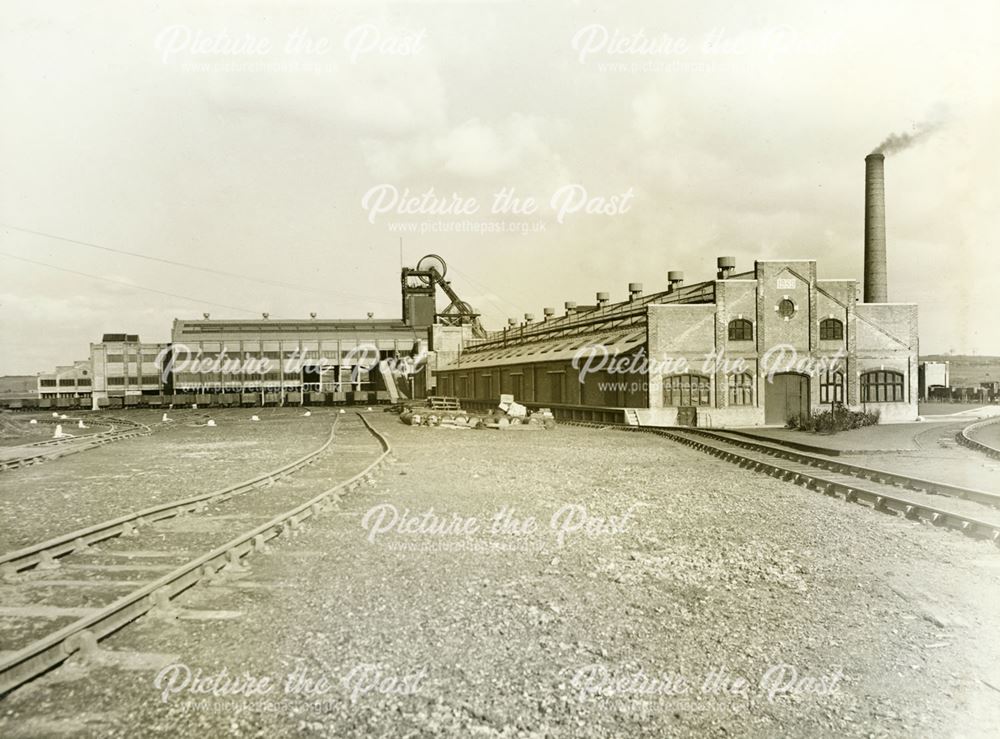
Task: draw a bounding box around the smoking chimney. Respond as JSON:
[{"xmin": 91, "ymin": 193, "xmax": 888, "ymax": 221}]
[{"xmin": 864, "ymin": 153, "xmax": 887, "ymax": 303}]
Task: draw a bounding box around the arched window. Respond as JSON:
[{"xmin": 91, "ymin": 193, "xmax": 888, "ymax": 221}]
[
  {"xmin": 663, "ymin": 373, "xmax": 711, "ymax": 407},
  {"xmin": 728, "ymin": 319, "xmax": 753, "ymax": 341},
  {"xmin": 728, "ymin": 372, "xmax": 753, "ymax": 405},
  {"xmin": 820, "ymin": 318, "xmax": 844, "ymax": 341},
  {"xmin": 820, "ymin": 369, "xmax": 844, "ymax": 404},
  {"xmin": 861, "ymin": 370, "xmax": 905, "ymax": 403}
]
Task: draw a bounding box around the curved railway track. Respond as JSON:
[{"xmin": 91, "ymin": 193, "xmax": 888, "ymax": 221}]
[
  {"xmin": 957, "ymin": 416, "xmax": 1000, "ymax": 460},
  {"xmin": 567, "ymin": 421, "xmax": 1000, "ymax": 548},
  {"xmin": 0, "ymin": 412, "xmax": 392, "ymax": 696},
  {"xmin": 0, "ymin": 416, "xmax": 153, "ymax": 472}
]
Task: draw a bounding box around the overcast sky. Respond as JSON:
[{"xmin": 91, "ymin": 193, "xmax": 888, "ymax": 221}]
[{"xmin": 2, "ymin": 0, "xmax": 998, "ymax": 374}]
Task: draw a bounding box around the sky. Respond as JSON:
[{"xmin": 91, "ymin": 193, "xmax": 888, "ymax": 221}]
[{"xmin": 1, "ymin": 0, "xmax": 998, "ymax": 374}]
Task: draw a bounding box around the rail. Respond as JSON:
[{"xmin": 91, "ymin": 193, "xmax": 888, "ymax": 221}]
[{"xmin": 0, "ymin": 413, "xmax": 391, "ymax": 696}]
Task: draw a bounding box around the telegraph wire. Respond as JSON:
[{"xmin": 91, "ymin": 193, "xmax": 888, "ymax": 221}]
[
  {"xmin": 0, "ymin": 223, "xmax": 400, "ymax": 307},
  {"xmin": 0, "ymin": 252, "xmax": 260, "ymax": 314}
]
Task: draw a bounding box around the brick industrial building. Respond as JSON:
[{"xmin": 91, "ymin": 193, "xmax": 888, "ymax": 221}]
[{"xmin": 432, "ymin": 154, "xmax": 919, "ymax": 427}]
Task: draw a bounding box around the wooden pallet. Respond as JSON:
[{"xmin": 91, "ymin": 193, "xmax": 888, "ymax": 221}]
[{"xmin": 426, "ymin": 396, "xmax": 462, "ymax": 411}]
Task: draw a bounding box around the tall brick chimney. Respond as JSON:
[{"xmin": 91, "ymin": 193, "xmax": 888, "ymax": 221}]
[{"xmin": 864, "ymin": 153, "xmax": 887, "ymax": 303}]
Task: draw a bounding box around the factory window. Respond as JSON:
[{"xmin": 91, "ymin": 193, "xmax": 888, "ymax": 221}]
[
  {"xmin": 663, "ymin": 374, "xmax": 711, "ymax": 407},
  {"xmin": 727, "ymin": 319, "xmax": 753, "ymax": 341},
  {"xmin": 728, "ymin": 373, "xmax": 753, "ymax": 405},
  {"xmin": 820, "ymin": 318, "xmax": 844, "ymax": 341},
  {"xmin": 819, "ymin": 370, "xmax": 844, "ymax": 404},
  {"xmin": 777, "ymin": 299, "xmax": 796, "ymax": 319},
  {"xmin": 107, "ymin": 377, "xmax": 126, "ymax": 386},
  {"xmin": 40, "ymin": 379, "xmax": 57, "ymax": 387},
  {"xmin": 58, "ymin": 379, "xmax": 75, "ymax": 387},
  {"xmin": 77, "ymin": 378, "xmax": 92, "ymax": 387},
  {"xmin": 861, "ymin": 370, "xmax": 904, "ymax": 403},
  {"xmin": 106, "ymin": 354, "xmax": 124, "ymax": 363},
  {"xmin": 141, "ymin": 353, "xmax": 161, "ymax": 363}
]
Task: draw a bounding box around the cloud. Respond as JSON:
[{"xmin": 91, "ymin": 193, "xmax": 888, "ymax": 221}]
[{"xmin": 360, "ymin": 113, "xmax": 562, "ymax": 181}]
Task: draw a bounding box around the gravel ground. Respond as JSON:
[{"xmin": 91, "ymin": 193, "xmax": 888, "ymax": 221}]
[
  {"xmin": 2, "ymin": 415, "xmax": 998, "ymax": 737},
  {"xmin": 0, "ymin": 414, "xmax": 109, "ymax": 448},
  {"xmin": 0, "ymin": 409, "xmax": 335, "ymax": 553}
]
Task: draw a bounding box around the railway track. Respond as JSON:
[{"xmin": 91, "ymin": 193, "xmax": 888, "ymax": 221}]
[
  {"xmin": 566, "ymin": 421, "xmax": 1000, "ymax": 548},
  {"xmin": 0, "ymin": 416, "xmax": 152, "ymax": 472},
  {"xmin": 0, "ymin": 412, "xmax": 392, "ymax": 696}
]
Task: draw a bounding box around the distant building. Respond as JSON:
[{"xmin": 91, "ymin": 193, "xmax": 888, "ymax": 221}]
[
  {"xmin": 37, "ymin": 360, "xmax": 93, "ymax": 400},
  {"xmin": 918, "ymin": 361, "xmax": 950, "ymax": 400},
  {"xmin": 89, "ymin": 334, "xmax": 170, "ymax": 408},
  {"xmin": 24, "ymin": 257, "xmax": 477, "ymax": 409}
]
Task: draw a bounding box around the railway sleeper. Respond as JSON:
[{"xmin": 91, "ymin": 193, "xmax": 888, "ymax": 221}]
[
  {"xmin": 149, "ymin": 588, "xmax": 182, "ymax": 620},
  {"xmin": 63, "ymin": 630, "xmax": 101, "ymax": 665}
]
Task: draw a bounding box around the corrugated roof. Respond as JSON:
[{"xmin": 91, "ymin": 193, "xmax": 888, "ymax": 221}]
[{"xmin": 438, "ymin": 327, "xmax": 645, "ymax": 371}]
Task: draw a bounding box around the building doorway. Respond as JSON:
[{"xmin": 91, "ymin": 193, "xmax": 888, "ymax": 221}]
[{"xmin": 765, "ymin": 373, "xmax": 810, "ymax": 425}]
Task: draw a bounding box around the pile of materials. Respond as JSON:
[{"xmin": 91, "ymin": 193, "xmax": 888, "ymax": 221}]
[{"xmin": 397, "ymin": 395, "xmax": 556, "ymax": 430}]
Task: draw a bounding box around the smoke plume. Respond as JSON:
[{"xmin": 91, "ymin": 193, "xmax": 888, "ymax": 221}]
[{"xmin": 871, "ymin": 107, "xmax": 949, "ymax": 156}]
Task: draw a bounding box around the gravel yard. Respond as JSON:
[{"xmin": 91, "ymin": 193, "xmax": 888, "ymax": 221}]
[
  {"xmin": 0, "ymin": 409, "xmax": 335, "ymax": 552},
  {"xmin": 2, "ymin": 415, "xmax": 998, "ymax": 737},
  {"xmin": 0, "ymin": 413, "xmax": 109, "ymax": 447}
]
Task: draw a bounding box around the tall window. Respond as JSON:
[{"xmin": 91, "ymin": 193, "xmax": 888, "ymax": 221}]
[
  {"xmin": 728, "ymin": 373, "xmax": 753, "ymax": 405},
  {"xmin": 820, "ymin": 370, "xmax": 844, "ymax": 403},
  {"xmin": 728, "ymin": 319, "xmax": 753, "ymax": 341},
  {"xmin": 820, "ymin": 318, "xmax": 844, "ymax": 340},
  {"xmin": 663, "ymin": 374, "xmax": 711, "ymax": 407},
  {"xmin": 861, "ymin": 370, "xmax": 904, "ymax": 403}
]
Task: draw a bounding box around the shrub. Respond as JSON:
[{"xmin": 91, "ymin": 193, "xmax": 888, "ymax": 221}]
[{"xmin": 785, "ymin": 404, "xmax": 880, "ymax": 433}]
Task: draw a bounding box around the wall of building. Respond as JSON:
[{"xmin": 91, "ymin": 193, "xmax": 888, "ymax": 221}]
[
  {"xmin": 37, "ymin": 360, "xmax": 93, "ymax": 399},
  {"xmin": 436, "ymin": 354, "xmax": 647, "ymax": 409},
  {"xmin": 437, "ymin": 259, "xmax": 918, "ymax": 428}
]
